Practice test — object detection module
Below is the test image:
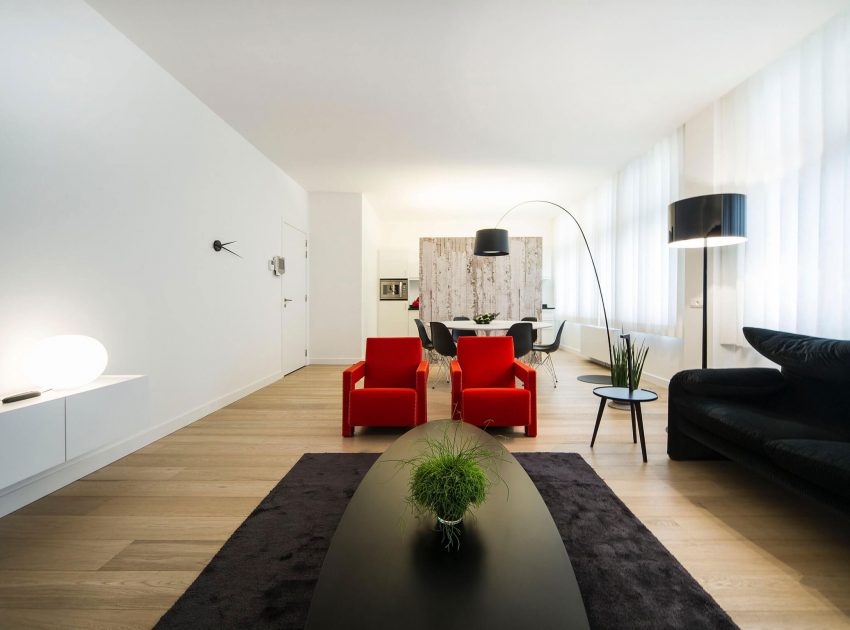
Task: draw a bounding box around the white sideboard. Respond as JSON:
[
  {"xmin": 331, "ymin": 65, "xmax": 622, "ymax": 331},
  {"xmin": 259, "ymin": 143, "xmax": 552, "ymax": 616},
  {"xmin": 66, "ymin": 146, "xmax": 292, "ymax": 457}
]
[{"xmin": 0, "ymin": 375, "xmax": 148, "ymax": 517}]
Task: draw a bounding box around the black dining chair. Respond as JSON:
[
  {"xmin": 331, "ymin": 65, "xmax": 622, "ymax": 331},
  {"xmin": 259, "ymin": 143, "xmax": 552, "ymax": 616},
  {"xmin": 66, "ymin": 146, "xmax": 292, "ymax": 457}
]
[
  {"xmin": 521, "ymin": 316, "xmax": 539, "ymax": 343},
  {"xmin": 414, "ymin": 318, "xmax": 435, "ymax": 363},
  {"xmin": 452, "ymin": 316, "xmax": 477, "ymax": 343},
  {"xmin": 506, "ymin": 322, "xmax": 534, "ymax": 361},
  {"xmin": 533, "ymin": 321, "xmax": 565, "ymax": 387},
  {"xmin": 430, "ymin": 321, "xmax": 457, "ymax": 386}
]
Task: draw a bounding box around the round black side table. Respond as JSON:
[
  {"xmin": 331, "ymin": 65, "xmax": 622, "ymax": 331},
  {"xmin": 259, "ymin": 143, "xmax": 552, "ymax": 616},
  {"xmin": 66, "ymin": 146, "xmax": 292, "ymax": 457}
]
[{"xmin": 590, "ymin": 386, "xmax": 657, "ymax": 462}]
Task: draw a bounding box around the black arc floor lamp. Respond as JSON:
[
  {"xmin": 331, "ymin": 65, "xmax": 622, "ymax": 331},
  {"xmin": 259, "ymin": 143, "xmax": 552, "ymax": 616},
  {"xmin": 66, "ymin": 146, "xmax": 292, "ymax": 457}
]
[
  {"xmin": 668, "ymin": 193, "xmax": 747, "ymax": 369},
  {"xmin": 474, "ymin": 200, "xmax": 614, "ymax": 374}
]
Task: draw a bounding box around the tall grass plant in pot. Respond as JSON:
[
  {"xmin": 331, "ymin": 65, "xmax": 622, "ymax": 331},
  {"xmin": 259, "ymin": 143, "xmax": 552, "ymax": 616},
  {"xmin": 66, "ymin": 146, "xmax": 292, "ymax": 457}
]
[
  {"xmin": 609, "ymin": 337, "xmax": 649, "ymax": 408},
  {"xmin": 400, "ymin": 421, "xmax": 504, "ymax": 550}
]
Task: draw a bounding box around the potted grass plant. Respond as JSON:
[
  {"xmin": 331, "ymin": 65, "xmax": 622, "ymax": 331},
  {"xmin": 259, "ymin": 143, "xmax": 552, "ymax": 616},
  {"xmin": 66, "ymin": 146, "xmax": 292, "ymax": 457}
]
[
  {"xmin": 402, "ymin": 422, "xmax": 502, "ymax": 550},
  {"xmin": 609, "ymin": 336, "xmax": 649, "ymax": 408},
  {"xmin": 610, "ymin": 336, "xmax": 649, "ymax": 388}
]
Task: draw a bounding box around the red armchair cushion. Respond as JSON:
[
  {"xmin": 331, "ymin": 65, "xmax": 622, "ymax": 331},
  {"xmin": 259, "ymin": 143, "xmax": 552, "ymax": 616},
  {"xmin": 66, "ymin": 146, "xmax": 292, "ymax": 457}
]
[
  {"xmin": 365, "ymin": 337, "xmax": 423, "ymax": 388},
  {"xmin": 456, "ymin": 336, "xmax": 516, "ymax": 388},
  {"xmin": 462, "ymin": 388, "xmax": 531, "ymax": 426},
  {"xmin": 350, "ymin": 388, "xmax": 417, "ymax": 426}
]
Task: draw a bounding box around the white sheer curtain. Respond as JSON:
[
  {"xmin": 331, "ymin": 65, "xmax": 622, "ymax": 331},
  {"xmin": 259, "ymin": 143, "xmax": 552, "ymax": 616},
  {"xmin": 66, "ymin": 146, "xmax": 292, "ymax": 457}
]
[
  {"xmin": 555, "ymin": 129, "xmax": 682, "ymax": 337},
  {"xmin": 715, "ymin": 9, "xmax": 850, "ymax": 344},
  {"xmin": 555, "ymin": 182, "xmax": 613, "ymax": 327},
  {"xmin": 612, "ymin": 130, "xmax": 682, "ymax": 336}
]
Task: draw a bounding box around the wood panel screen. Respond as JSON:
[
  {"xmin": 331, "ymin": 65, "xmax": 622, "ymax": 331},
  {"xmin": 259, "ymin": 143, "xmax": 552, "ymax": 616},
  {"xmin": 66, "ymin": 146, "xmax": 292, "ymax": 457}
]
[{"xmin": 419, "ymin": 237, "xmax": 542, "ymax": 324}]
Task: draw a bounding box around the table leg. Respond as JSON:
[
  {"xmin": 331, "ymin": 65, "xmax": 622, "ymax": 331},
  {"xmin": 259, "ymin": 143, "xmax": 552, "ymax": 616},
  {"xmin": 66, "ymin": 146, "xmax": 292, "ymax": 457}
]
[
  {"xmin": 635, "ymin": 402, "xmax": 648, "ymax": 463},
  {"xmin": 590, "ymin": 397, "xmax": 606, "ymax": 447},
  {"xmin": 629, "ymin": 404, "xmax": 637, "ymax": 444}
]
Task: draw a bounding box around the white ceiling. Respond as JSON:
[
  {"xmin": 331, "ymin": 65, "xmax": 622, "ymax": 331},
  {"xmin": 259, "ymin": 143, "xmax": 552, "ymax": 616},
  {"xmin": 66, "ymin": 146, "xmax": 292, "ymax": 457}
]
[{"xmin": 87, "ymin": 0, "xmax": 848, "ymax": 221}]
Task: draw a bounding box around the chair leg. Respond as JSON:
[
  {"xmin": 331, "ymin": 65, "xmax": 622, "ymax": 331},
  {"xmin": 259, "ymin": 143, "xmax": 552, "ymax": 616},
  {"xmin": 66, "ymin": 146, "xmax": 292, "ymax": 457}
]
[
  {"xmin": 542, "ymin": 352, "xmax": 558, "ymax": 387},
  {"xmin": 635, "ymin": 403, "xmax": 648, "ymax": 463},
  {"xmin": 590, "ymin": 397, "xmax": 606, "ymax": 447}
]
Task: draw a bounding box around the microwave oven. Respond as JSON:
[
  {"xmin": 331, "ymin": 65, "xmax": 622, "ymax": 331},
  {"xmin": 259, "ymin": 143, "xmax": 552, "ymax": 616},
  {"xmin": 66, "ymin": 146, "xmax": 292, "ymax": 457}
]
[{"xmin": 379, "ymin": 278, "xmax": 408, "ymax": 301}]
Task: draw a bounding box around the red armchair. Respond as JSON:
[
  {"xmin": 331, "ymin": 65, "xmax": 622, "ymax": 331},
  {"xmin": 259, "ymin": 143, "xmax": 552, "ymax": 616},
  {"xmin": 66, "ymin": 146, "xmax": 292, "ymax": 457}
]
[
  {"xmin": 450, "ymin": 336, "xmax": 537, "ymax": 437},
  {"xmin": 342, "ymin": 337, "xmax": 429, "ymax": 437}
]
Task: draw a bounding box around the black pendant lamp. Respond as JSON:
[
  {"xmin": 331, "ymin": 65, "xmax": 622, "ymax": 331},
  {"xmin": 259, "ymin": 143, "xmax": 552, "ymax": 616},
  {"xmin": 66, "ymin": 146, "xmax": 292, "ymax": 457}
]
[{"xmin": 668, "ymin": 193, "xmax": 747, "ymax": 369}]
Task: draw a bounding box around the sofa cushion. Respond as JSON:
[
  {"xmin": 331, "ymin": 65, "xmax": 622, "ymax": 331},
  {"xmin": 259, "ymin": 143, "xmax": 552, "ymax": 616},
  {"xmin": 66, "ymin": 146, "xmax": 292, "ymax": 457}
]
[
  {"xmin": 764, "ymin": 439, "xmax": 850, "ymax": 500},
  {"xmin": 673, "ymin": 398, "xmax": 838, "ymax": 454},
  {"xmin": 744, "ymin": 327, "xmax": 850, "ymax": 383},
  {"xmin": 676, "ymin": 368, "xmax": 786, "ymax": 399}
]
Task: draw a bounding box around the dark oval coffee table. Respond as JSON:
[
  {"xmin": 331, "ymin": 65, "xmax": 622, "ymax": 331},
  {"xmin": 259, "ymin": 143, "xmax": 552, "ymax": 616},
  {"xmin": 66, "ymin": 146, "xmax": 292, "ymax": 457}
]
[
  {"xmin": 590, "ymin": 386, "xmax": 658, "ymax": 462},
  {"xmin": 306, "ymin": 420, "xmax": 590, "ymax": 630}
]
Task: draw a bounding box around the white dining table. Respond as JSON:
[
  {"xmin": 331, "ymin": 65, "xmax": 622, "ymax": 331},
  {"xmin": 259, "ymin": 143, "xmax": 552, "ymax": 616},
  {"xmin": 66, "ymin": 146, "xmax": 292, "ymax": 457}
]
[{"xmin": 439, "ymin": 319, "xmax": 552, "ymax": 333}]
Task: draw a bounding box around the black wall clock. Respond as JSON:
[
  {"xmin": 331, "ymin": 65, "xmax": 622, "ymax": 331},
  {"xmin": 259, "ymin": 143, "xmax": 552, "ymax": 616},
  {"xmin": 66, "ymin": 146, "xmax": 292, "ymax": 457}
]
[{"xmin": 213, "ymin": 240, "xmax": 242, "ymax": 257}]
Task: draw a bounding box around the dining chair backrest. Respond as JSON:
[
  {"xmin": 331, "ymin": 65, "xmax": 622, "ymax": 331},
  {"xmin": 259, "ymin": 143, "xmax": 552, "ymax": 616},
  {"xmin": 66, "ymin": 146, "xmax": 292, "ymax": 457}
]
[
  {"xmin": 414, "ymin": 318, "xmax": 432, "ymax": 347},
  {"xmin": 507, "ymin": 322, "xmax": 534, "ymax": 359},
  {"xmin": 451, "ymin": 316, "xmax": 475, "ymax": 342},
  {"xmin": 521, "ymin": 316, "xmax": 539, "ymax": 343},
  {"xmin": 430, "ymin": 322, "xmax": 457, "ymax": 358},
  {"xmin": 549, "ymin": 320, "xmax": 566, "ymax": 350},
  {"xmin": 363, "ymin": 337, "xmax": 422, "ymax": 388},
  {"xmin": 456, "ymin": 336, "xmax": 516, "ymax": 388}
]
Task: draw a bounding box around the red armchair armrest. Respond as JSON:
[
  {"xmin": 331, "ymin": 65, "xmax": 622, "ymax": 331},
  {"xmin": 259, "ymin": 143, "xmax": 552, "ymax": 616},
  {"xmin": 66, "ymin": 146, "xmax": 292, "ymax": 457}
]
[
  {"xmin": 342, "ymin": 361, "xmax": 366, "ymax": 436},
  {"xmin": 415, "ymin": 360, "xmax": 430, "ymax": 425},
  {"xmin": 450, "ymin": 360, "xmax": 463, "ymax": 420},
  {"xmin": 513, "ymin": 360, "xmax": 538, "ymax": 437},
  {"xmin": 513, "ymin": 359, "xmax": 535, "ymax": 390}
]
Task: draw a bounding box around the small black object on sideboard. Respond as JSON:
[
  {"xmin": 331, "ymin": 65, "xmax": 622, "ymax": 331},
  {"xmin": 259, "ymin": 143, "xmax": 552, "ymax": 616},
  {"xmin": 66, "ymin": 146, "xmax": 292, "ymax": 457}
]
[{"xmin": 668, "ymin": 327, "xmax": 850, "ymax": 517}]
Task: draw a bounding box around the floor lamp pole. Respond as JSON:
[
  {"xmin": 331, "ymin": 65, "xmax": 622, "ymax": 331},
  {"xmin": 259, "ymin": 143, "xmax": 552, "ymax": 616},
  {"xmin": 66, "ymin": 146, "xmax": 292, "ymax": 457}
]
[
  {"xmin": 702, "ymin": 243, "xmax": 708, "ymax": 369},
  {"xmin": 494, "ymin": 200, "xmax": 614, "ymax": 370}
]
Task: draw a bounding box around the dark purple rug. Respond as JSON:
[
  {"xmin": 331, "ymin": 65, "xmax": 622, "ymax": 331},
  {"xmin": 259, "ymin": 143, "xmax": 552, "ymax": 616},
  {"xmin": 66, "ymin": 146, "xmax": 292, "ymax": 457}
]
[{"xmin": 155, "ymin": 452, "xmax": 737, "ymax": 630}]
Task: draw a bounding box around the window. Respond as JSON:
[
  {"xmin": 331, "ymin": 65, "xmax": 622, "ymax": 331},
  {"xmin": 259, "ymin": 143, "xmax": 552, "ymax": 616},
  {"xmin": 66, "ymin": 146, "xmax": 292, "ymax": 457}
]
[
  {"xmin": 555, "ymin": 129, "xmax": 682, "ymax": 337},
  {"xmin": 714, "ymin": 9, "xmax": 850, "ymax": 343}
]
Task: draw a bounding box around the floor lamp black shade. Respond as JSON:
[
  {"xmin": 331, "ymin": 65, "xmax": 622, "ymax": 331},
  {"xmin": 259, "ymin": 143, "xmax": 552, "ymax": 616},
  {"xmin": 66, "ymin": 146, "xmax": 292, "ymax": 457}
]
[
  {"xmin": 473, "ymin": 228, "xmax": 510, "ymax": 256},
  {"xmin": 668, "ymin": 193, "xmax": 747, "ymax": 369},
  {"xmin": 474, "ymin": 200, "xmax": 614, "ymax": 376}
]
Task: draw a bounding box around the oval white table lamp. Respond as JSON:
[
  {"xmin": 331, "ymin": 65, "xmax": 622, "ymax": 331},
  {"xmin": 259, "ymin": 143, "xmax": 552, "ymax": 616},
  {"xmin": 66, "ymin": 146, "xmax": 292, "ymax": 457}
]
[{"xmin": 26, "ymin": 335, "xmax": 108, "ymax": 390}]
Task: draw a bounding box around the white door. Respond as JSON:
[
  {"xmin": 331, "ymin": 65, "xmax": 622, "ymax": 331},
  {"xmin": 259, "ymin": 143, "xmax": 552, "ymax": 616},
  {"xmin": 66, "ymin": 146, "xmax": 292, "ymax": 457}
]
[{"xmin": 283, "ymin": 223, "xmax": 308, "ymax": 375}]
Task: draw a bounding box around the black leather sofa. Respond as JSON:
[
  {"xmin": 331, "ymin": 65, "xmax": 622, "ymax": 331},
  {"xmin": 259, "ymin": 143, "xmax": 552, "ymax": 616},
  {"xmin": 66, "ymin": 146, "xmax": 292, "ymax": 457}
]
[{"xmin": 668, "ymin": 327, "xmax": 850, "ymax": 516}]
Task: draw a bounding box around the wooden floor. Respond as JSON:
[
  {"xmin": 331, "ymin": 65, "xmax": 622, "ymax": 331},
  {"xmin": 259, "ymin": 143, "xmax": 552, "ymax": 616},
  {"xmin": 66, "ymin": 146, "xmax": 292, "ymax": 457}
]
[{"xmin": 0, "ymin": 351, "xmax": 848, "ymax": 629}]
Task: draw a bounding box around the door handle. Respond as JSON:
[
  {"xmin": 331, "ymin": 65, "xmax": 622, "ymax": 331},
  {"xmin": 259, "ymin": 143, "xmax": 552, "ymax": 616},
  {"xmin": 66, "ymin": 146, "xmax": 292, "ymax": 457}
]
[{"xmin": 284, "ymin": 298, "xmax": 293, "ymax": 308}]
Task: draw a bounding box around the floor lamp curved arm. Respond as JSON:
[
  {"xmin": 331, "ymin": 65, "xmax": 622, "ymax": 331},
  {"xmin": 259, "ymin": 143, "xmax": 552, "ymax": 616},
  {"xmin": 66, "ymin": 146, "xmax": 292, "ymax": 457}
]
[{"xmin": 475, "ymin": 199, "xmax": 614, "ymax": 371}]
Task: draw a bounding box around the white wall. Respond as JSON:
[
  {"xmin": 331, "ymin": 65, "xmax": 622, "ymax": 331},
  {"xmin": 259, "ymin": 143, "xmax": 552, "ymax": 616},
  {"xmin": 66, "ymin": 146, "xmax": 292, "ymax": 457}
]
[
  {"xmin": 361, "ymin": 198, "xmax": 379, "ymax": 347},
  {"xmin": 308, "ymin": 192, "xmax": 366, "ymax": 363},
  {"xmin": 0, "ymin": 1, "xmax": 308, "ymax": 437}
]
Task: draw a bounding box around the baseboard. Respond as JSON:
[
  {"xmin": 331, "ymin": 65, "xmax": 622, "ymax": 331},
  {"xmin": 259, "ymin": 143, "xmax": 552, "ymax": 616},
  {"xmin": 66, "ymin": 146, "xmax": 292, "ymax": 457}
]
[
  {"xmin": 309, "ymin": 357, "xmax": 359, "ymax": 365},
  {"xmin": 0, "ymin": 370, "xmax": 284, "ymax": 518}
]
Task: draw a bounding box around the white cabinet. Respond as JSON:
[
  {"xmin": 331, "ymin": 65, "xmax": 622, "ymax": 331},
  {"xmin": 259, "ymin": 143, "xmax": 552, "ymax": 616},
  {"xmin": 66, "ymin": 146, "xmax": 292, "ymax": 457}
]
[
  {"xmin": 408, "ymin": 309, "xmax": 421, "ymax": 337},
  {"xmin": 66, "ymin": 376, "xmax": 148, "ymax": 460},
  {"xmin": 0, "ymin": 399, "xmax": 65, "ymax": 489},
  {"xmin": 379, "ymin": 301, "xmax": 412, "ymax": 337},
  {"xmin": 0, "ymin": 375, "xmax": 148, "ymax": 516},
  {"xmin": 378, "ymin": 249, "xmax": 409, "ymax": 278}
]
